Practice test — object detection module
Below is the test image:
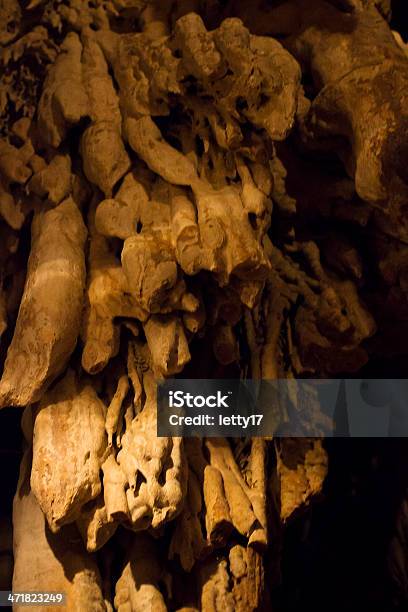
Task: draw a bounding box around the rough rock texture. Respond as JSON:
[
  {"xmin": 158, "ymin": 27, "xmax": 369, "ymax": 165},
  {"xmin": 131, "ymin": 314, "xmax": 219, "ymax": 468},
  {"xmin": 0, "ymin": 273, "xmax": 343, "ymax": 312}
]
[
  {"xmin": 0, "ymin": 197, "xmax": 87, "ymax": 407},
  {"xmin": 0, "ymin": 0, "xmax": 407, "ymax": 610},
  {"xmin": 30, "ymin": 371, "xmax": 108, "ymax": 532},
  {"xmin": 13, "ymin": 413, "xmax": 106, "ymax": 612}
]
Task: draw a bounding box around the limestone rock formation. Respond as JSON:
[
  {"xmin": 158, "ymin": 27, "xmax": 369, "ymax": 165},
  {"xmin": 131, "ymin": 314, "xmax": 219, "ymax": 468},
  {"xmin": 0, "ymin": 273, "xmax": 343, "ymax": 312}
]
[{"xmin": 0, "ymin": 0, "xmax": 407, "ymax": 609}]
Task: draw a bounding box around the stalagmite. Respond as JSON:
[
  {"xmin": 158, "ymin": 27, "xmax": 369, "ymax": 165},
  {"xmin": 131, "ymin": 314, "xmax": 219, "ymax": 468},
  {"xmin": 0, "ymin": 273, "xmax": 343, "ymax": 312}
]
[
  {"xmin": 114, "ymin": 534, "xmax": 167, "ymax": 612},
  {"xmin": 275, "ymin": 438, "xmax": 329, "ymax": 521},
  {"xmin": 37, "ymin": 32, "xmax": 89, "ymax": 148},
  {"xmin": 169, "ymin": 468, "xmax": 207, "ymax": 571},
  {"xmin": 203, "ymin": 465, "xmax": 233, "ymax": 546},
  {"xmin": 205, "ymin": 438, "xmax": 264, "ymax": 541},
  {"xmin": 30, "ymin": 371, "xmax": 108, "ymax": 531},
  {"xmin": 0, "ymin": 197, "xmax": 87, "ymax": 407},
  {"xmin": 81, "ymin": 205, "xmax": 147, "ymax": 375},
  {"xmin": 198, "ymin": 545, "xmax": 264, "ymax": 612},
  {"xmin": 13, "ymin": 412, "xmax": 106, "ymax": 611},
  {"xmin": 117, "ymin": 363, "xmax": 188, "ymax": 529}
]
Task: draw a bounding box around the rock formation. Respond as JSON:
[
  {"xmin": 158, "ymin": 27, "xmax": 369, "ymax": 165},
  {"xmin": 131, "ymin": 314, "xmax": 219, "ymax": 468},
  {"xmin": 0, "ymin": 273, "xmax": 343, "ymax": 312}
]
[{"xmin": 0, "ymin": 0, "xmax": 407, "ymax": 609}]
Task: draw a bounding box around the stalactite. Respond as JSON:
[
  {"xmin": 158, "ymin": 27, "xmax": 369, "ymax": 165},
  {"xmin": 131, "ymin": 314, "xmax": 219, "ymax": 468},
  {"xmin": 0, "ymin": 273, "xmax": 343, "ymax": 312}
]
[{"xmin": 0, "ymin": 1, "xmax": 407, "ymax": 609}]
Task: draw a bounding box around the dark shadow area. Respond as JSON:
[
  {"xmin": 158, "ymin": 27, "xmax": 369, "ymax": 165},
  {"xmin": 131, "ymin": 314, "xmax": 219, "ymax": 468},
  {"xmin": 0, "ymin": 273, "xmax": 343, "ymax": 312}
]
[
  {"xmin": 0, "ymin": 408, "xmax": 22, "ymax": 593},
  {"xmin": 272, "ymin": 437, "xmax": 408, "ymax": 611}
]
